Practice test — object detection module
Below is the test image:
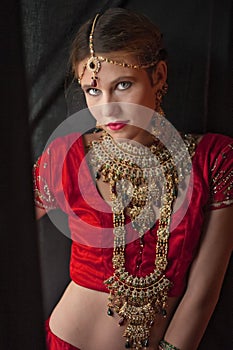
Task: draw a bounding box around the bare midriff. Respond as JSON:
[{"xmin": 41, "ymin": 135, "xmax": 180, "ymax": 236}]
[{"xmin": 49, "ymin": 281, "xmax": 180, "ymax": 350}]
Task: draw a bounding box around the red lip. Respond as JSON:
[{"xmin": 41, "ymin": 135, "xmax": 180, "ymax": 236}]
[{"xmin": 107, "ymin": 122, "xmax": 128, "ymax": 131}]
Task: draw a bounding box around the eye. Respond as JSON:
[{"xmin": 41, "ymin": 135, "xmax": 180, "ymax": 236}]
[
  {"xmin": 117, "ymin": 81, "xmax": 132, "ymax": 91},
  {"xmin": 86, "ymin": 88, "xmax": 101, "ymax": 96}
]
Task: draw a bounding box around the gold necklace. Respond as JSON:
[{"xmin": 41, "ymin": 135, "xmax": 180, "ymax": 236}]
[{"xmin": 88, "ymin": 131, "xmax": 196, "ymax": 349}]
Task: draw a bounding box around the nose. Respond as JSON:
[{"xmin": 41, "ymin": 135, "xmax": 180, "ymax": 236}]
[
  {"xmin": 101, "ymin": 101, "xmax": 121, "ymax": 117},
  {"xmin": 94, "ymin": 102, "xmax": 122, "ymax": 125}
]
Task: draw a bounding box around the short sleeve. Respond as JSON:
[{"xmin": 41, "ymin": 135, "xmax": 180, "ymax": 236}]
[
  {"xmin": 209, "ymin": 142, "xmax": 233, "ymax": 209},
  {"xmin": 32, "ymin": 132, "xmax": 83, "ymax": 212},
  {"xmin": 33, "ymin": 147, "xmax": 58, "ymax": 210}
]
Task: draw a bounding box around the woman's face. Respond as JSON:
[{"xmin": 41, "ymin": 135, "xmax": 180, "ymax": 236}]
[{"xmin": 78, "ymin": 54, "xmax": 167, "ymax": 144}]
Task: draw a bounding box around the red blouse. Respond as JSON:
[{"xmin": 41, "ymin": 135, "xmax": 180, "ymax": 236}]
[{"xmin": 34, "ymin": 133, "xmax": 233, "ymax": 297}]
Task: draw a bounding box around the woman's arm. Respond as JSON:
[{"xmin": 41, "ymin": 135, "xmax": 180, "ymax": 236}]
[{"xmin": 163, "ymin": 205, "xmax": 233, "ymax": 350}]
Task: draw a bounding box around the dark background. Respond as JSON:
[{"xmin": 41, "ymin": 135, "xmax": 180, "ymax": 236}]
[{"xmin": 1, "ymin": 0, "xmax": 232, "ymax": 349}]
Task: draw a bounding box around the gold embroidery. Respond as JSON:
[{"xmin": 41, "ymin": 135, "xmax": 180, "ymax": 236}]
[
  {"xmin": 33, "ymin": 158, "xmax": 57, "ymax": 210},
  {"xmin": 210, "ymin": 143, "xmax": 233, "ymax": 205},
  {"xmin": 210, "ymin": 199, "xmax": 233, "ymax": 208}
]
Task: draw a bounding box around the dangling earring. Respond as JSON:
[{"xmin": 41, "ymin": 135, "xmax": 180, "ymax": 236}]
[
  {"xmin": 151, "ymin": 112, "xmax": 166, "ymax": 138},
  {"xmin": 155, "ymin": 82, "xmax": 168, "ymax": 116}
]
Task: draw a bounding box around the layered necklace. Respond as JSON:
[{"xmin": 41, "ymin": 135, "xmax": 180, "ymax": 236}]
[{"xmin": 88, "ymin": 130, "xmax": 196, "ymax": 350}]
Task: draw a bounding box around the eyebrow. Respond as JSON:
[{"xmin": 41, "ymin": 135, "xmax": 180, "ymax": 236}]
[
  {"xmin": 110, "ymin": 75, "xmax": 137, "ymax": 85},
  {"xmin": 81, "ymin": 75, "xmax": 137, "ymax": 90}
]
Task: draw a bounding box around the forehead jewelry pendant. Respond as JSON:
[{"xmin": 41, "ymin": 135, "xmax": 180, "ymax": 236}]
[
  {"xmin": 87, "ymin": 14, "xmax": 101, "ymax": 87},
  {"xmin": 87, "ymin": 56, "xmax": 101, "ymax": 87}
]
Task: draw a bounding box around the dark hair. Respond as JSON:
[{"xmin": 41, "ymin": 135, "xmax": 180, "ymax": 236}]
[{"xmin": 70, "ymin": 8, "xmax": 167, "ymax": 75}]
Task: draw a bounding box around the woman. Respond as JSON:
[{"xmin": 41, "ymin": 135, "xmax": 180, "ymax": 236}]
[{"xmin": 34, "ymin": 8, "xmax": 233, "ymax": 350}]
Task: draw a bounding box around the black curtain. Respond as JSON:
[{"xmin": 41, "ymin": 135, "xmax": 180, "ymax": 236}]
[
  {"xmin": 0, "ymin": 0, "xmax": 46, "ymax": 349},
  {"xmin": 1, "ymin": 0, "xmax": 232, "ymax": 348},
  {"xmin": 23, "ymin": 0, "xmax": 233, "ymax": 155}
]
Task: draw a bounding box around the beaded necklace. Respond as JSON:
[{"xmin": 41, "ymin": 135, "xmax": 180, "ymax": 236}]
[{"xmin": 88, "ymin": 131, "xmax": 196, "ymax": 350}]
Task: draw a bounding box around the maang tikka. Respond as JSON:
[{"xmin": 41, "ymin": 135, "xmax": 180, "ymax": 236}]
[
  {"xmin": 78, "ymin": 13, "xmax": 161, "ymax": 86},
  {"xmin": 86, "ymin": 13, "xmax": 101, "ymax": 87}
]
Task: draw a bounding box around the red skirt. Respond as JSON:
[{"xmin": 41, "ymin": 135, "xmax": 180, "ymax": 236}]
[{"xmin": 45, "ymin": 319, "xmax": 81, "ymax": 350}]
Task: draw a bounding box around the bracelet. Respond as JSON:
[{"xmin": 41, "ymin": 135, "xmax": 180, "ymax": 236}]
[{"xmin": 159, "ymin": 339, "xmax": 180, "ymax": 350}]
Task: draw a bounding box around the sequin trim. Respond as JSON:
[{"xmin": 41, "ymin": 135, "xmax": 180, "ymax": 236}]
[
  {"xmin": 210, "ymin": 198, "xmax": 233, "ymax": 208},
  {"xmin": 210, "ymin": 142, "xmax": 233, "ymax": 208},
  {"xmin": 33, "ymin": 158, "xmax": 58, "ymax": 210}
]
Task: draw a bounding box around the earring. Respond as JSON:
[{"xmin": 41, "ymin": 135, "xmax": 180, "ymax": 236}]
[
  {"xmin": 150, "ymin": 112, "xmax": 166, "ymax": 138},
  {"xmin": 155, "ymin": 82, "xmax": 168, "ymax": 116}
]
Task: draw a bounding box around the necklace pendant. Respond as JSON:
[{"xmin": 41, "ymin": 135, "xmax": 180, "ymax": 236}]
[
  {"xmin": 143, "ymin": 339, "xmax": 149, "ymax": 348},
  {"xmin": 107, "ymin": 307, "xmax": 114, "ymax": 316},
  {"xmin": 161, "ymin": 308, "xmax": 167, "ymax": 317},
  {"xmin": 125, "ymin": 340, "xmax": 131, "ymax": 348},
  {"xmin": 118, "ymin": 317, "xmax": 125, "ymax": 326},
  {"xmin": 95, "ymin": 171, "xmax": 100, "ymax": 180}
]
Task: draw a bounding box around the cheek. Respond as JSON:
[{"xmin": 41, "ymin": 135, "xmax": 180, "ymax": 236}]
[
  {"xmin": 88, "ymin": 104, "xmax": 103, "ymax": 124},
  {"xmin": 128, "ymin": 87, "xmax": 155, "ymax": 109},
  {"xmin": 84, "ymin": 96, "xmax": 104, "ymax": 121},
  {"xmin": 84, "ymin": 95, "xmax": 96, "ymax": 108},
  {"xmin": 121, "ymin": 103, "xmax": 154, "ymax": 128},
  {"xmin": 141, "ymin": 89, "xmax": 156, "ymax": 107}
]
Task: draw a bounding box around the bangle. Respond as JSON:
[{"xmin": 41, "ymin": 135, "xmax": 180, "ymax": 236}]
[{"xmin": 159, "ymin": 340, "xmax": 180, "ymax": 350}]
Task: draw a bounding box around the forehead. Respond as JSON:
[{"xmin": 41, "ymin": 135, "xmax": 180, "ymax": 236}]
[
  {"xmin": 81, "ymin": 63, "xmax": 147, "ymax": 87},
  {"xmin": 77, "ymin": 52, "xmax": 147, "ymax": 86}
]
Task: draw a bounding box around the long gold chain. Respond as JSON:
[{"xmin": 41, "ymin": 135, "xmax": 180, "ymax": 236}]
[{"xmin": 88, "ymin": 131, "xmax": 196, "ymax": 349}]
